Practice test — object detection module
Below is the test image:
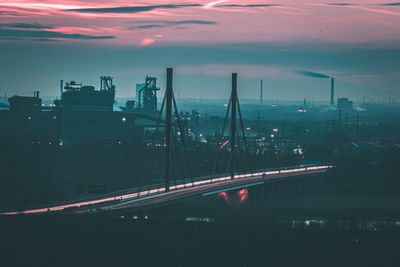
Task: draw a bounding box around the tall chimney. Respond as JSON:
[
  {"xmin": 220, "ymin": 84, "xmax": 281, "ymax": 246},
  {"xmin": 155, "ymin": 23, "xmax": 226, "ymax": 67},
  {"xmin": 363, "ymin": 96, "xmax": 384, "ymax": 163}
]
[
  {"xmin": 330, "ymin": 77, "xmax": 334, "ymax": 105},
  {"xmin": 260, "ymin": 79, "xmax": 263, "ymax": 105},
  {"xmin": 60, "ymin": 80, "xmax": 63, "ymax": 100}
]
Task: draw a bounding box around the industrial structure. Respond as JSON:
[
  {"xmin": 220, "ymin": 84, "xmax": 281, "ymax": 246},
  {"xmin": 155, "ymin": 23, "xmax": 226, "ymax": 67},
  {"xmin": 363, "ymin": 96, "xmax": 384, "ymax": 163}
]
[
  {"xmin": 0, "ymin": 69, "xmax": 370, "ymax": 204},
  {"xmin": 6, "ymin": 91, "xmax": 59, "ymax": 138},
  {"xmin": 136, "ymin": 76, "xmax": 160, "ymax": 115},
  {"xmin": 0, "ymin": 68, "xmax": 332, "ymax": 216},
  {"xmin": 8, "ymin": 91, "xmax": 42, "ymax": 116},
  {"xmin": 61, "ymin": 77, "xmax": 116, "ymax": 145},
  {"xmin": 337, "ymin": 97, "xmax": 353, "ymax": 113}
]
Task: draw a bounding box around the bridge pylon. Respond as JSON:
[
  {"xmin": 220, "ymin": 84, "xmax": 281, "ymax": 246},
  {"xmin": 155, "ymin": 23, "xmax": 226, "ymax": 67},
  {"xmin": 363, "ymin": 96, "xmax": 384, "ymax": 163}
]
[
  {"xmin": 230, "ymin": 73, "xmax": 237, "ymax": 180},
  {"xmin": 136, "ymin": 68, "xmax": 193, "ymax": 194},
  {"xmin": 217, "ymin": 73, "xmax": 250, "ymax": 180},
  {"xmin": 165, "ymin": 68, "xmax": 173, "ymax": 191}
]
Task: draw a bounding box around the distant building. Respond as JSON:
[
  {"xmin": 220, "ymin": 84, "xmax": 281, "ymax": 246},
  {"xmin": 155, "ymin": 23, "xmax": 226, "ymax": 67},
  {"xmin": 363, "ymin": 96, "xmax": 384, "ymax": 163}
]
[
  {"xmin": 8, "ymin": 91, "xmax": 41, "ymax": 116},
  {"xmin": 337, "ymin": 97, "xmax": 353, "ymax": 113},
  {"xmin": 0, "ymin": 76, "xmax": 145, "ymax": 147},
  {"xmin": 121, "ymin": 100, "xmax": 135, "ymax": 113},
  {"xmin": 6, "ymin": 91, "xmax": 59, "ymax": 139},
  {"xmin": 61, "ymin": 78, "xmax": 115, "ymax": 145}
]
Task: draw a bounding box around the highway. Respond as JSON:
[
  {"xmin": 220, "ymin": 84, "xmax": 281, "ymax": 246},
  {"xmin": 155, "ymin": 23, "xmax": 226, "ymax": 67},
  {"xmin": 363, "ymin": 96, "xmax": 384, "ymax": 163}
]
[{"xmin": 0, "ymin": 165, "xmax": 332, "ymax": 215}]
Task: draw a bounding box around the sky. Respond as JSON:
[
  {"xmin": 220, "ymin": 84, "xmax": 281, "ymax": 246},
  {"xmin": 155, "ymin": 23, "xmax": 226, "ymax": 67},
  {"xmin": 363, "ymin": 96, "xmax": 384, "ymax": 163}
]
[{"xmin": 1, "ymin": 0, "xmax": 400, "ymax": 102}]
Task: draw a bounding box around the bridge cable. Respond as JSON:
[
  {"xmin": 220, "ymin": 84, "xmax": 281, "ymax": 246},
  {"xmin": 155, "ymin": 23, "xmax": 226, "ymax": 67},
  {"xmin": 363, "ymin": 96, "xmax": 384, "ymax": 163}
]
[
  {"xmin": 172, "ymin": 91, "xmax": 194, "ymax": 185},
  {"xmin": 236, "ymin": 98, "xmax": 252, "ymax": 173},
  {"xmin": 171, "ymin": 127, "xmax": 184, "ymax": 187},
  {"xmin": 212, "ymin": 96, "xmax": 232, "ymax": 175},
  {"xmin": 220, "ymin": 96, "xmax": 232, "ymax": 141},
  {"xmin": 136, "ymin": 94, "xmax": 166, "ymax": 198},
  {"xmin": 236, "ymin": 124, "xmax": 243, "ymax": 173}
]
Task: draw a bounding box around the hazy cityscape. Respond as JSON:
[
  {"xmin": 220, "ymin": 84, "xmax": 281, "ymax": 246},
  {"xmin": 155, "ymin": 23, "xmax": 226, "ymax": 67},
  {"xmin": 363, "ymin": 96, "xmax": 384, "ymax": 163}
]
[{"xmin": 1, "ymin": 0, "xmax": 400, "ymax": 266}]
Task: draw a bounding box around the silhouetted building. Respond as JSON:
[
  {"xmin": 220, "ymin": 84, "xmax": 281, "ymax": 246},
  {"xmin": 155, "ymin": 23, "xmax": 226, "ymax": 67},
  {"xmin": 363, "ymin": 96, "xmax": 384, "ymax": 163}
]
[
  {"xmin": 8, "ymin": 91, "xmax": 41, "ymax": 116},
  {"xmin": 5, "ymin": 91, "xmax": 60, "ymax": 139},
  {"xmin": 337, "ymin": 97, "xmax": 353, "ymax": 113},
  {"xmin": 61, "ymin": 78, "xmax": 115, "ymax": 145},
  {"xmin": 121, "ymin": 100, "xmax": 136, "ymax": 113}
]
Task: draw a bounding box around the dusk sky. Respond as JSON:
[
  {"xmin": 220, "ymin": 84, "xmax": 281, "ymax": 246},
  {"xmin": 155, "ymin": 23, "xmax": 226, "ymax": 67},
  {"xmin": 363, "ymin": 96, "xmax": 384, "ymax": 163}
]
[{"xmin": 1, "ymin": 0, "xmax": 400, "ymax": 101}]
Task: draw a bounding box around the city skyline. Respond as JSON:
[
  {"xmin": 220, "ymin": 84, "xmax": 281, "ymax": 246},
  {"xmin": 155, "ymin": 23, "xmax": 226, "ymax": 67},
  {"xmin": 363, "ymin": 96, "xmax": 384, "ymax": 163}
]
[{"xmin": 1, "ymin": 0, "xmax": 400, "ymax": 100}]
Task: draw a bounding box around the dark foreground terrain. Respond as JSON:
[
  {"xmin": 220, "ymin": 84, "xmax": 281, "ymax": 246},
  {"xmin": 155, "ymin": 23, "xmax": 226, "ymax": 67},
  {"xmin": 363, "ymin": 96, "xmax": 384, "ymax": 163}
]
[
  {"xmin": 1, "ymin": 148, "xmax": 400, "ymax": 267},
  {"xmin": 1, "ymin": 214, "xmax": 400, "ymax": 267}
]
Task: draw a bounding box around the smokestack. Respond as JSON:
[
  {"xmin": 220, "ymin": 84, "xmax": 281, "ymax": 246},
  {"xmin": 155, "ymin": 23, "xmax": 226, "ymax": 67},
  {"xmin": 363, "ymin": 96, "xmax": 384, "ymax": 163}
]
[
  {"xmin": 260, "ymin": 80, "xmax": 263, "ymax": 105},
  {"xmin": 330, "ymin": 77, "xmax": 334, "ymax": 105},
  {"xmin": 60, "ymin": 80, "xmax": 63, "ymax": 100}
]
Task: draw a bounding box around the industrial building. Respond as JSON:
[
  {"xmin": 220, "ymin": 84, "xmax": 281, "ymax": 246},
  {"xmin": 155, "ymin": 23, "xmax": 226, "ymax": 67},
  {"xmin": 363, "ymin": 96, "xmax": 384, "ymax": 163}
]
[
  {"xmin": 8, "ymin": 91, "xmax": 42, "ymax": 115},
  {"xmin": 0, "ymin": 76, "xmax": 147, "ymax": 147},
  {"xmin": 5, "ymin": 91, "xmax": 59, "ymax": 140},
  {"xmin": 135, "ymin": 76, "xmax": 160, "ymax": 115},
  {"xmin": 337, "ymin": 97, "xmax": 353, "ymax": 113},
  {"xmin": 61, "ymin": 77, "xmax": 116, "ymax": 145}
]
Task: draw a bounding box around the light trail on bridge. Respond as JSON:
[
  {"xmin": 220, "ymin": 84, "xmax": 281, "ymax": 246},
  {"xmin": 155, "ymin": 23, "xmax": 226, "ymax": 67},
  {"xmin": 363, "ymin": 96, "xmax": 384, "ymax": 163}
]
[
  {"xmin": 0, "ymin": 165, "xmax": 332, "ymax": 216},
  {"xmin": 100, "ymin": 166, "xmax": 330, "ymax": 212}
]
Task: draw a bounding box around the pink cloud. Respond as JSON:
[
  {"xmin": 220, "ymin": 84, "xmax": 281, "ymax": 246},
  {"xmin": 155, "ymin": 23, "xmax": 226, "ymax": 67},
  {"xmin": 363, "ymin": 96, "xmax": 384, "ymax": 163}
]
[
  {"xmin": 203, "ymin": 0, "xmax": 229, "ymax": 9},
  {"xmin": 1, "ymin": 0, "xmax": 400, "ymax": 45},
  {"xmin": 349, "ymin": 6, "xmax": 400, "ymax": 17},
  {"xmin": 140, "ymin": 38, "xmax": 155, "ymax": 46}
]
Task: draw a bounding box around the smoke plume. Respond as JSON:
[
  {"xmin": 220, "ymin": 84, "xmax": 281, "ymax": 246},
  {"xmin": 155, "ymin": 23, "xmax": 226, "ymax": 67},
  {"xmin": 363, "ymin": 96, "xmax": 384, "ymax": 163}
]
[{"xmin": 296, "ymin": 70, "xmax": 331, "ymax": 79}]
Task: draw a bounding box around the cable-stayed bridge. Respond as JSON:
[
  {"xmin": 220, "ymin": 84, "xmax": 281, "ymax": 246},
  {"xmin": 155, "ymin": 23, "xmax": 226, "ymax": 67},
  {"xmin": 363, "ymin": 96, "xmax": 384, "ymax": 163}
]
[{"xmin": 0, "ymin": 68, "xmax": 333, "ymax": 216}]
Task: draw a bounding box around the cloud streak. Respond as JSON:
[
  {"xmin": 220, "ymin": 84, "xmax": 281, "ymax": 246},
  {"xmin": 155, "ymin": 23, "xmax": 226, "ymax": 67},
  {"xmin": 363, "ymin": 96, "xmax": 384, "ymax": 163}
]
[
  {"xmin": 66, "ymin": 4, "xmax": 201, "ymax": 14},
  {"xmin": 133, "ymin": 25, "xmax": 163, "ymax": 29},
  {"xmin": 380, "ymin": 2, "xmax": 400, "ymax": 6},
  {"xmin": 327, "ymin": 3, "xmax": 353, "ymax": 6},
  {"xmin": 0, "ymin": 29, "xmax": 115, "ymax": 40},
  {"xmin": 204, "ymin": 0, "xmax": 229, "ymax": 9},
  {"xmin": 1, "ymin": 1, "xmax": 400, "ymax": 47},
  {"xmin": 349, "ymin": 6, "xmax": 400, "ymax": 16},
  {"xmin": 129, "ymin": 20, "xmax": 217, "ymax": 30},
  {"xmin": 0, "ymin": 10, "xmax": 22, "ymax": 16},
  {"xmin": 0, "ymin": 36, "xmax": 59, "ymax": 42},
  {"xmin": 216, "ymin": 4, "xmax": 281, "ymax": 7},
  {"xmin": 0, "ymin": 22, "xmax": 53, "ymax": 29}
]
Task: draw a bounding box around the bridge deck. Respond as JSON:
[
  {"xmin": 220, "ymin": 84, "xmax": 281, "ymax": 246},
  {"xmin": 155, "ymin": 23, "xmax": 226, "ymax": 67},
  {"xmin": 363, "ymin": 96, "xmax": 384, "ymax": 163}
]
[{"xmin": 0, "ymin": 165, "xmax": 332, "ymax": 215}]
